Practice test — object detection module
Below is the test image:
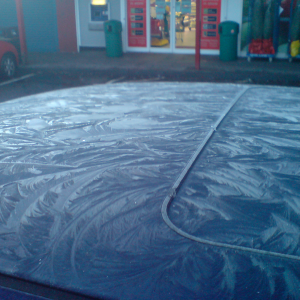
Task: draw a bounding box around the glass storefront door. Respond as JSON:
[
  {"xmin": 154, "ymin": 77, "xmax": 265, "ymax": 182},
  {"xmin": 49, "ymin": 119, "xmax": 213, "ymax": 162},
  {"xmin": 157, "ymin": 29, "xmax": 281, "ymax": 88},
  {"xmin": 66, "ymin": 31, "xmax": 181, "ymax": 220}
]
[
  {"xmin": 175, "ymin": 0, "xmax": 196, "ymax": 49},
  {"xmin": 150, "ymin": 0, "xmax": 171, "ymax": 49},
  {"xmin": 150, "ymin": 0, "xmax": 196, "ymax": 52}
]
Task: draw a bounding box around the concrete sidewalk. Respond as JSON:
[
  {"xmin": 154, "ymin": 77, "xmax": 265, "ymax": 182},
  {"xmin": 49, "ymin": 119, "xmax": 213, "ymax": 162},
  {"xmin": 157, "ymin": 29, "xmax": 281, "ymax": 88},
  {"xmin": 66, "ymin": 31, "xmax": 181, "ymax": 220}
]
[{"xmin": 20, "ymin": 50, "xmax": 300, "ymax": 86}]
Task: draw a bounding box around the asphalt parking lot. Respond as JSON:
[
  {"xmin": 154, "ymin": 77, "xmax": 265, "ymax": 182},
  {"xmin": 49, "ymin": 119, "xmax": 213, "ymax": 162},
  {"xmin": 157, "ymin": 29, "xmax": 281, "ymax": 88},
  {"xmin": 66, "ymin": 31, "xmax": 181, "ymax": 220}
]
[
  {"xmin": 0, "ymin": 51, "xmax": 299, "ymax": 104},
  {"xmin": 0, "ymin": 71, "xmax": 107, "ymax": 103},
  {"xmin": 0, "ymin": 69, "xmax": 299, "ymax": 104}
]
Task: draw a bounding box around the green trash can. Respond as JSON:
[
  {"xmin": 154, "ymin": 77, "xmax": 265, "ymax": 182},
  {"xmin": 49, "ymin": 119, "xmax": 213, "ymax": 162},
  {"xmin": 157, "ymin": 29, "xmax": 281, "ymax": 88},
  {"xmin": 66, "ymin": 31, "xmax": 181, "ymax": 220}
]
[
  {"xmin": 218, "ymin": 21, "xmax": 239, "ymax": 61},
  {"xmin": 104, "ymin": 20, "xmax": 123, "ymax": 57}
]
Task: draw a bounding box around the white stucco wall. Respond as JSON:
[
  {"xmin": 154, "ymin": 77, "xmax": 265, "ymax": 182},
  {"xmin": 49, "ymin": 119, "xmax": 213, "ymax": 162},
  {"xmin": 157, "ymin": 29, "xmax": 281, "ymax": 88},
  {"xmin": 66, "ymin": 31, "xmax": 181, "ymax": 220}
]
[{"xmin": 77, "ymin": 0, "xmax": 121, "ymax": 48}]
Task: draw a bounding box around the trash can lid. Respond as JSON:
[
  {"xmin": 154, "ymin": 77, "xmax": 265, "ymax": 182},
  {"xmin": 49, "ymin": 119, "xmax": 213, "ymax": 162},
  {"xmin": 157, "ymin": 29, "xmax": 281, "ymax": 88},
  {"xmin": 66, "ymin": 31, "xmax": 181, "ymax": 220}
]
[
  {"xmin": 218, "ymin": 21, "xmax": 239, "ymax": 35},
  {"xmin": 104, "ymin": 20, "xmax": 122, "ymax": 33}
]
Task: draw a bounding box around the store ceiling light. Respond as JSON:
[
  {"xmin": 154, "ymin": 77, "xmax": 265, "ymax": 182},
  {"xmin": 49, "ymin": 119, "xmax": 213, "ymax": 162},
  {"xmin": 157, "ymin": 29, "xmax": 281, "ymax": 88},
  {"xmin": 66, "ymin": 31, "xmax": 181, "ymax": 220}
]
[{"xmin": 92, "ymin": 0, "xmax": 107, "ymax": 5}]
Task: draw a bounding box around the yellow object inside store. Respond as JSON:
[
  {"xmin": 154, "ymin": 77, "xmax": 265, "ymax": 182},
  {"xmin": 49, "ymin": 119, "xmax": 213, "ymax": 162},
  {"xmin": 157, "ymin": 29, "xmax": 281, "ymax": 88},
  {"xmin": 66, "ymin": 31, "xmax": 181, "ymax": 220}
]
[{"xmin": 290, "ymin": 40, "xmax": 300, "ymax": 57}]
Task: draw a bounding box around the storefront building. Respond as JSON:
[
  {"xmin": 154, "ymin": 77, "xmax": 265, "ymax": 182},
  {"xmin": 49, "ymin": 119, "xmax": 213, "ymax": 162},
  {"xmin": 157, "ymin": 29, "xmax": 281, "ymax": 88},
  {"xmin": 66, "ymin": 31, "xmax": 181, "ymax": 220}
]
[
  {"xmin": 76, "ymin": 0, "xmax": 243, "ymax": 55},
  {"xmin": 0, "ymin": 0, "xmax": 296, "ymax": 59},
  {"xmin": 76, "ymin": 0, "xmax": 296, "ymax": 58}
]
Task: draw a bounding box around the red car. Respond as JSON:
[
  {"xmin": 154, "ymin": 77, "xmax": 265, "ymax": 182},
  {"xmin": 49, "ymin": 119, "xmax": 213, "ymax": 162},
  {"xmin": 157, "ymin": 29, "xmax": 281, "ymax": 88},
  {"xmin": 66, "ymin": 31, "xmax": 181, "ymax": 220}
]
[{"xmin": 0, "ymin": 40, "xmax": 19, "ymax": 78}]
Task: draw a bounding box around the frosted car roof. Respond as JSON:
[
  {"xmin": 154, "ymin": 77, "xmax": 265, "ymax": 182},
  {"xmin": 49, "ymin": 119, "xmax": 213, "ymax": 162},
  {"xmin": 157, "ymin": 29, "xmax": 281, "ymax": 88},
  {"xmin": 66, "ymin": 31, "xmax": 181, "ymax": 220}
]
[{"xmin": 0, "ymin": 83, "xmax": 299, "ymax": 300}]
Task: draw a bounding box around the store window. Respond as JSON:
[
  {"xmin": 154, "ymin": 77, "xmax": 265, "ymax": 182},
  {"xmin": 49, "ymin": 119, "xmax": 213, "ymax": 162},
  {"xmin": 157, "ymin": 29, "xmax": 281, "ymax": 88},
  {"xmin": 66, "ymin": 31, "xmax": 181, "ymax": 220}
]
[{"xmin": 241, "ymin": 0, "xmax": 297, "ymax": 54}]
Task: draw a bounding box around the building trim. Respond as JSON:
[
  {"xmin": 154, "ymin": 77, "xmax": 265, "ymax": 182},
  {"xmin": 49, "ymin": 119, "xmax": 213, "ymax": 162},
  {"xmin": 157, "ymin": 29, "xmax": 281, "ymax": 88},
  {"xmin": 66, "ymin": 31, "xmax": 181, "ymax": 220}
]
[{"xmin": 75, "ymin": 0, "xmax": 81, "ymax": 52}]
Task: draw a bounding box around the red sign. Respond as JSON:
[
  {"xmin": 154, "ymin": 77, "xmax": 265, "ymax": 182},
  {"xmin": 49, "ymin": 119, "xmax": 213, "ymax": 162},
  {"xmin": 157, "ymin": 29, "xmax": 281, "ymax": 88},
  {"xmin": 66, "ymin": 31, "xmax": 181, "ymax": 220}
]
[
  {"xmin": 201, "ymin": 0, "xmax": 221, "ymax": 49},
  {"xmin": 127, "ymin": 0, "xmax": 147, "ymax": 47}
]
